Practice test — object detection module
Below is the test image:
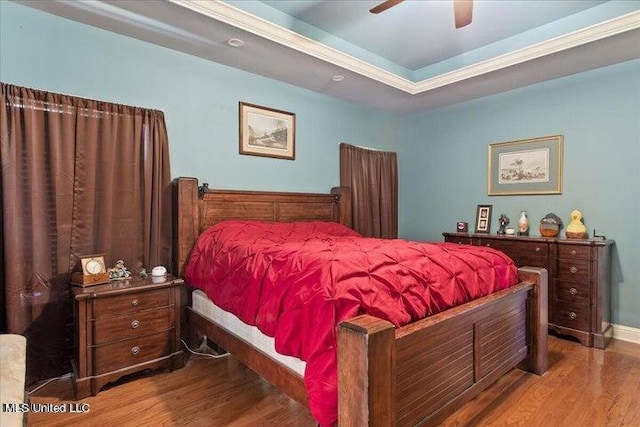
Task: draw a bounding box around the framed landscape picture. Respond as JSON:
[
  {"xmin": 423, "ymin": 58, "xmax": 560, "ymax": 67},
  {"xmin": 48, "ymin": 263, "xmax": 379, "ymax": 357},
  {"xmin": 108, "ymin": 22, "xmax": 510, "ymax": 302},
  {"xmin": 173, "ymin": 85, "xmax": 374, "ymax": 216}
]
[
  {"xmin": 239, "ymin": 102, "xmax": 295, "ymax": 160},
  {"xmin": 488, "ymin": 135, "xmax": 563, "ymax": 195}
]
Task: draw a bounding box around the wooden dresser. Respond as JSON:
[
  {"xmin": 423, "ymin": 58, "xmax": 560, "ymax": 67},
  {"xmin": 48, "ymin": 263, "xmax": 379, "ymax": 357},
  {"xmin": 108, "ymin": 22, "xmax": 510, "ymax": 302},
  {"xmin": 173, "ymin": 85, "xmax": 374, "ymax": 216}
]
[
  {"xmin": 443, "ymin": 232, "xmax": 614, "ymax": 349},
  {"xmin": 71, "ymin": 275, "xmax": 184, "ymax": 398}
]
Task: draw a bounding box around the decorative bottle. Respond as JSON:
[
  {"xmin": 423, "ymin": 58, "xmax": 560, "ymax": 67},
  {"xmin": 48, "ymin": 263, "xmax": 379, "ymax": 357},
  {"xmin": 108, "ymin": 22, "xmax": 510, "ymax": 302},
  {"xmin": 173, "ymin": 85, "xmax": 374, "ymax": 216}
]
[{"xmin": 518, "ymin": 211, "xmax": 530, "ymax": 236}]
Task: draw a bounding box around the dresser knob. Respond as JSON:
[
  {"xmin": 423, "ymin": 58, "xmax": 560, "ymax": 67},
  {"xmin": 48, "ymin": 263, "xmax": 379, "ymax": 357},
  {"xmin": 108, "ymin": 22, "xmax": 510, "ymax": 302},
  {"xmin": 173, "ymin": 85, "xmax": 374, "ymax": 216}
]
[
  {"xmin": 131, "ymin": 320, "xmax": 140, "ymax": 329},
  {"xmin": 570, "ymin": 266, "xmax": 578, "ymax": 274},
  {"xmin": 131, "ymin": 298, "xmax": 139, "ymax": 306},
  {"xmin": 571, "ymin": 250, "xmax": 576, "ymax": 256},
  {"xmin": 569, "ymin": 287, "xmax": 578, "ymax": 295},
  {"xmin": 131, "ymin": 346, "xmax": 140, "ymax": 355},
  {"xmin": 535, "ymin": 247, "xmax": 540, "ymax": 252},
  {"xmin": 486, "ymin": 243, "xmax": 491, "ymax": 247},
  {"xmin": 569, "ymin": 312, "xmax": 577, "ymax": 320}
]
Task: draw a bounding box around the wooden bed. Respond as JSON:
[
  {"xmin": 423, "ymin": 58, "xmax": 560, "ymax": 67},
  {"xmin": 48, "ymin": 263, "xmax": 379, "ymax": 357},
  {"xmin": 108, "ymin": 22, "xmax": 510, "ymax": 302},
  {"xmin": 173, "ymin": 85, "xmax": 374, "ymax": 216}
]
[{"xmin": 174, "ymin": 177, "xmax": 548, "ymax": 426}]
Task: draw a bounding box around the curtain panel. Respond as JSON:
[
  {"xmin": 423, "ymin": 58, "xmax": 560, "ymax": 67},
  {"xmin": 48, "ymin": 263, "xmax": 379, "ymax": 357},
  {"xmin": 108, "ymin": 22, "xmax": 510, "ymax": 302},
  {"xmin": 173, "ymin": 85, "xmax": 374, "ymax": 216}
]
[
  {"xmin": 339, "ymin": 143, "xmax": 398, "ymax": 238},
  {"xmin": 1, "ymin": 83, "xmax": 172, "ymax": 383}
]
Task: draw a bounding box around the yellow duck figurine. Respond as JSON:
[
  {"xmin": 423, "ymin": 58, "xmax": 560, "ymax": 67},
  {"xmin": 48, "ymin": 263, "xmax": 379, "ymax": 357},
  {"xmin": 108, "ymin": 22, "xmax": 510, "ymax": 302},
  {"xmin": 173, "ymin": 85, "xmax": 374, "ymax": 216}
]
[{"xmin": 566, "ymin": 209, "xmax": 587, "ymax": 239}]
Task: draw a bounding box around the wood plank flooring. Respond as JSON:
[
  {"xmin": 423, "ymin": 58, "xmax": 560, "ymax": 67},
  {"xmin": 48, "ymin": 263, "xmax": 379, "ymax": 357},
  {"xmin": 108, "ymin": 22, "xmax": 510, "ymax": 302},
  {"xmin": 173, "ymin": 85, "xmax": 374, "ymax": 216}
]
[{"xmin": 27, "ymin": 336, "xmax": 639, "ymax": 426}]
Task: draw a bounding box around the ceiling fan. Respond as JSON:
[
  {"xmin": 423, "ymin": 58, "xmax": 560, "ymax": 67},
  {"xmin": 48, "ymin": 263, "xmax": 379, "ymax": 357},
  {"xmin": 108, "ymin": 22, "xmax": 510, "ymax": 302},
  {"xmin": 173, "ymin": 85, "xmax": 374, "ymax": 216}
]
[{"xmin": 370, "ymin": 0, "xmax": 473, "ymax": 29}]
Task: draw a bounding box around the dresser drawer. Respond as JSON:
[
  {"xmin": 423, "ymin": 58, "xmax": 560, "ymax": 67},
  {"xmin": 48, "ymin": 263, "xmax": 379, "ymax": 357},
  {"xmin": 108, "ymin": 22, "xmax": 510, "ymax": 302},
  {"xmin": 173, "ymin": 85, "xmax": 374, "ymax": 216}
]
[
  {"xmin": 445, "ymin": 236, "xmax": 473, "ymax": 245},
  {"xmin": 555, "ymin": 280, "xmax": 590, "ymax": 305},
  {"xmin": 478, "ymin": 240, "xmax": 519, "ymax": 262},
  {"xmin": 556, "ymin": 260, "xmax": 590, "ymax": 282},
  {"xmin": 93, "ymin": 330, "xmax": 172, "ymax": 375},
  {"xmin": 93, "ymin": 288, "xmax": 171, "ymax": 318},
  {"xmin": 480, "ymin": 240, "xmax": 548, "ymax": 268},
  {"xmin": 93, "ymin": 307, "xmax": 173, "ymax": 345},
  {"xmin": 557, "ymin": 245, "xmax": 591, "ymax": 260},
  {"xmin": 554, "ymin": 302, "xmax": 589, "ymax": 331},
  {"xmin": 515, "ymin": 254, "xmax": 548, "ymax": 269},
  {"xmin": 481, "ymin": 239, "xmax": 547, "ymax": 255}
]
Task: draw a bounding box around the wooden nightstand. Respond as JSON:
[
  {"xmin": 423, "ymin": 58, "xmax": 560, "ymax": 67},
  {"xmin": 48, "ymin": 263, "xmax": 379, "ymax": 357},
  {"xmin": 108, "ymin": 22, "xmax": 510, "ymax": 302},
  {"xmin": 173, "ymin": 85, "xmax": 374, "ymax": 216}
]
[{"xmin": 71, "ymin": 275, "xmax": 185, "ymax": 399}]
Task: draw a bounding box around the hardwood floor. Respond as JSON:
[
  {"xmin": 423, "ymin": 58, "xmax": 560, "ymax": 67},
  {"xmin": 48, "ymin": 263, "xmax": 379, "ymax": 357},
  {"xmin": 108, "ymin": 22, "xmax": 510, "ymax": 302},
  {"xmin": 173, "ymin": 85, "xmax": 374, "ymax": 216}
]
[{"xmin": 27, "ymin": 336, "xmax": 639, "ymax": 426}]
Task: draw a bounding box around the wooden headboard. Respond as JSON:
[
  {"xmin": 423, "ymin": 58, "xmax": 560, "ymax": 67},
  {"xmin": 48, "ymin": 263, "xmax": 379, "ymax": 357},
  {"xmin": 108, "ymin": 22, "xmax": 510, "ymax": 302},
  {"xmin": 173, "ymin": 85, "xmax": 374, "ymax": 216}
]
[{"xmin": 173, "ymin": 177, "xmax": 351, "ymax": 276}]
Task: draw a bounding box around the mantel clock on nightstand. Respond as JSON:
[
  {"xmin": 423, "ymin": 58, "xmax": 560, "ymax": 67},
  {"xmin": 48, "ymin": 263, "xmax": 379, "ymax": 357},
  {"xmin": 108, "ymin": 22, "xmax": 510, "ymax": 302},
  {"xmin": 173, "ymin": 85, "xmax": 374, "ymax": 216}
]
[{"xmin": 71, "ymin": 275, "xmax": 185, "ymax": 399}]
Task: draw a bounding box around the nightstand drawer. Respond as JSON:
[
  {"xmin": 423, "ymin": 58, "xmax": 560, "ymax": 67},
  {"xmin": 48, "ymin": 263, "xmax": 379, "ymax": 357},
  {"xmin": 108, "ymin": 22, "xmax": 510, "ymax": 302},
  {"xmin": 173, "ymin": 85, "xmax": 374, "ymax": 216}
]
[
  {"xmin": 93, "ymin": 288, "xmax": 171, "ymax": 318},
  {"xmin": 557, "ymin": 245, "xmax": 591, "ymax": 260},
  {"xmin": 554, "ymin": 302, "xmax": 589, "ymax": 331},
  {"xmin": 555, "ymin": 280, "xmax": 589, "ymax": 305},
  {"xmin": 93, "ymin": 307, "xmax": 173, "ymax": 345},
  {"xmin": 93, "ymin": 330, "xmax": 172, "ymax": 375},
  {"xmin": 556, "ymin": 260, "xmax": 590, "ymax": 282}
]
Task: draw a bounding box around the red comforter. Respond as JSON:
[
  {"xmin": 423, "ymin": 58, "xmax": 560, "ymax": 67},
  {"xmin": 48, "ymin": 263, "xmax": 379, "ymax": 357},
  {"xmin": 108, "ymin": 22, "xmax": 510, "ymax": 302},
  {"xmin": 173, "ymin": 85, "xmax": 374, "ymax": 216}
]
[{"xmin": 185, "ymin": 220, "xmax": 518, "ymax": 426}]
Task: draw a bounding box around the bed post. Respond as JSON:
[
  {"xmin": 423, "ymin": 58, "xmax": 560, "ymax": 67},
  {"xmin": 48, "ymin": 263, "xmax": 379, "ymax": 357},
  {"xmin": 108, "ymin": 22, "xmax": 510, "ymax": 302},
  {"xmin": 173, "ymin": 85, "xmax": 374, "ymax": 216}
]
[
  {"xmin": 518, "ymin": 266, "xmax": 549, "ymax": 375},
  {"xmin": 174, "ymin": 177, "xmax": 200, "ymax": 276},
  {"xmin": 338, "ymin": 315, "xmax": 395, "ymax": 426},
  {"xmin": 331, "ymin": 186, "xmax": 352, "ymax": 228}
]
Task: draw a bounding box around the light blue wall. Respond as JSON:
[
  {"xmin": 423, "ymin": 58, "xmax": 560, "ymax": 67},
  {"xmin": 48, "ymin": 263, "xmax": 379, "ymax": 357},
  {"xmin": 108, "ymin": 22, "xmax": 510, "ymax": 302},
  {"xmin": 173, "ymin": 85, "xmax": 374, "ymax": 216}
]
[
  {"xmin": 399, "ymin": 59, "xmax": 640, "ymax": 328},
  {"xmin": 2, "ymin": 2, "xmax": 639, "ymax": 329},
  {"xmin": 0, "ymin": 2, "xmax": 399, "ymax": 193}
]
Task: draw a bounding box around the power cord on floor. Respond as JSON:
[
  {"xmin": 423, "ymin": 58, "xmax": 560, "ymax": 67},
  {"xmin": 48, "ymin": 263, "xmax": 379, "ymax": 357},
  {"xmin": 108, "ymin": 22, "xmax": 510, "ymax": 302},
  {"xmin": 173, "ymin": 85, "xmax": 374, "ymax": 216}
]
[
  {"xmin": 27, "ymin": 373, "xmax": 73, "ymax": 395},
  {"xmin": 181, "ymin": 338, "xmax": 230, "ymax": 359},
  {"xmin": 27, "ymin": 340, "xmax": 227, "ymax": 395}
]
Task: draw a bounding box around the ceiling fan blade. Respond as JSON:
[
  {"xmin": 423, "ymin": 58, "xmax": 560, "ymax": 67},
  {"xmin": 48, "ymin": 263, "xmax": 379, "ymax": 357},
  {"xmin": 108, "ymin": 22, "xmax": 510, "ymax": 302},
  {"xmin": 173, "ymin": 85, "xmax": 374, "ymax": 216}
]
[
  {"xmin": 454, "ymin": 0, "xmax": 473, "ymax": 28},
  {"xmin": 370, "ymin": 0, "xmax": 404, "ymax": 14}
]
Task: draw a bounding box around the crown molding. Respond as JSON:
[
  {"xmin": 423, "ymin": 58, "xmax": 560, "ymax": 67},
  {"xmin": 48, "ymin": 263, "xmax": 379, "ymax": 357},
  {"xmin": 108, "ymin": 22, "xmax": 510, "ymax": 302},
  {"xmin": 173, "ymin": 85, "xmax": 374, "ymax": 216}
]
[
  {"xmin": 170, "ymin": 2, "xmax": 640, "ymax": 95},
  {"xmin": 415, "ymin": 10, "xmax": 640, "ymax": 93},
  {"xmin": 171, "ymin": 0, "xmax": 415, "ymax": 92}
]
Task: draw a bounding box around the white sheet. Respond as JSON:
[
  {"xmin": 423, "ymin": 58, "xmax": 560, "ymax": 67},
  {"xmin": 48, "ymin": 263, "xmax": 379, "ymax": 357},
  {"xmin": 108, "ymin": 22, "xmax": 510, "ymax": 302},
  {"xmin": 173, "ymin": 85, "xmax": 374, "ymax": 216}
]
[{"xmin": 191, "ymin": 289, "xmax": 306, "ymax": 377}]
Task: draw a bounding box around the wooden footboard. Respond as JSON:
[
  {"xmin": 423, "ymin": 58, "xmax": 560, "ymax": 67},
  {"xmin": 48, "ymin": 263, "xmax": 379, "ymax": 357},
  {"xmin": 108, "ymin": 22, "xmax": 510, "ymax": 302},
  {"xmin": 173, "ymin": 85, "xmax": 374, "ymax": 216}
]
[{"xmin": 338, "ymin": 266, "xmax": 548, "ymax": 427}]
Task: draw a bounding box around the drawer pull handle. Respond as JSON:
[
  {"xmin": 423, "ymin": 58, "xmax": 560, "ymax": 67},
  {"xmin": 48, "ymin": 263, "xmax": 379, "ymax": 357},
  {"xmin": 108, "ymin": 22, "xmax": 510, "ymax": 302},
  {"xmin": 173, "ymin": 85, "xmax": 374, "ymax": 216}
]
[
  {"xmin": 486, "ymin": 243, "xmax": 491, "ymax": 247},
  {"xmin": 569, "ymin": 287, "xmax": 578, "ymax": 295},
  {"xmin": 571, "ymin": 250, "xmax": 576, "ymax": 256},
  {"xmin": 570, "ymin": 266, "xmax": 578, "ymax": 274},
  {"xmin": 569, "ymin": 312, "xmax": 577, "ymax": 320},
  {"xmin": 535, "ymin": 247, "xmax": 540, "ymax": 252},
  {"xmin": 131, "ymin": 320, "xmax": 140, "ymax": 329},
  {"xmin": 131, "ymin": 346, "xmax": 140, "ymax": 356},
  {"xmin": 131, "ymin": 299, "xmax": 139, "ymax": 307}
]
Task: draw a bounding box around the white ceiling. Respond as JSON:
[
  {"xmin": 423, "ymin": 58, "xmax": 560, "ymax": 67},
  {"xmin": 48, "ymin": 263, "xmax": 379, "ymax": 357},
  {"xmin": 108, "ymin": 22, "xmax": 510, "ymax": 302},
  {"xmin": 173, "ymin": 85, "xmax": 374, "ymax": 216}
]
[{"xmin": 14, "ymin": 0, "xmax": 640, "ymax": 114}]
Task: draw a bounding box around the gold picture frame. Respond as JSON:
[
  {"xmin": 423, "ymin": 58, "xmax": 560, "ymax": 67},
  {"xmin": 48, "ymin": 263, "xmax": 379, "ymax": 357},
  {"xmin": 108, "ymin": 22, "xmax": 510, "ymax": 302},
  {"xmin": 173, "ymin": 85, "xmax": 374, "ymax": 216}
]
[
  {"xmin": 239, "ymin": 102, "xmax": 295, "ymax": 160},
  {"xmin": 488, "ymin": 135, "xmax": 563, "ymax": 196}
]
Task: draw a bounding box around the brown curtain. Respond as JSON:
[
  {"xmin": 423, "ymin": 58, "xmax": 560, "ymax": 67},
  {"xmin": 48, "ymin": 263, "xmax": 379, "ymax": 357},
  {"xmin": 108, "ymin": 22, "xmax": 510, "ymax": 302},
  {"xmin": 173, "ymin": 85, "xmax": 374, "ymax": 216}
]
[
  {"xmin": 1, "ymin": 83, "xmax": 172, "ymax": 383},
  {"xmin": 340, "ymin": 143, "xmax": 398, "ymax": 238}
]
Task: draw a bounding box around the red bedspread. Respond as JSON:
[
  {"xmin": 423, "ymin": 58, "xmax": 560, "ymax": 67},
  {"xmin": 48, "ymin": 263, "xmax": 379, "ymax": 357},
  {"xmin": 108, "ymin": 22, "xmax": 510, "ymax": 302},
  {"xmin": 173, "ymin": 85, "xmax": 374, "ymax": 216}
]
[{"xmin": 185, "ymin": 220, "xmax": 518, "ymax": 426}]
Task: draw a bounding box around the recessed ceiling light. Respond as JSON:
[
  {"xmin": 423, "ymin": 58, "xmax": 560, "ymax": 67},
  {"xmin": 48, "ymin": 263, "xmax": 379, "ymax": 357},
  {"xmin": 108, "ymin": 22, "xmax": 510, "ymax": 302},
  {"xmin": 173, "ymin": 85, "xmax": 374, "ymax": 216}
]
[
  {"xmin": 332, "ymin": 75, "xmax": 345, "ymax": 82},
  {"xmin": 228, "ymin": 38, "xmax": 244, "ymax": 47}
]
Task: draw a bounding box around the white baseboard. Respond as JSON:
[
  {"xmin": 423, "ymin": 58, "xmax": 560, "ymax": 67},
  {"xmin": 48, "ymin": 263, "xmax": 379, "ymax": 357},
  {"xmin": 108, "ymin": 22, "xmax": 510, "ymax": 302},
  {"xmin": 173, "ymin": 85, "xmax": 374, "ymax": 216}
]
[{"xmin": 613, "ymin": 324, "xmax": 640, "ymax": 345}]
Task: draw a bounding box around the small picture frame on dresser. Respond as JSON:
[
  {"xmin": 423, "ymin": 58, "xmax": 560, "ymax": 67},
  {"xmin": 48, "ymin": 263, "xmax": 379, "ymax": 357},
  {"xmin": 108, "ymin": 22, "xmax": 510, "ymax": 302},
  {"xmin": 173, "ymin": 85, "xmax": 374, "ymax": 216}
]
[{"xmin": 475, "ymin": 205, "xmax": 492, "ymax": 233}]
